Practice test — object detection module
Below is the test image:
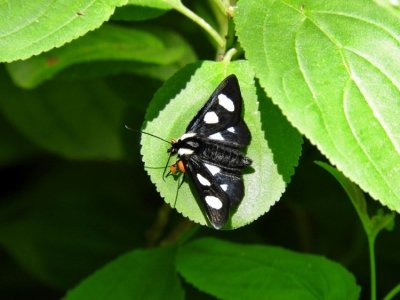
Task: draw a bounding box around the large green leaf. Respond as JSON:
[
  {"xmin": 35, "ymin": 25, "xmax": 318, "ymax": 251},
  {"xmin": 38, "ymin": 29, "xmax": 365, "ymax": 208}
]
[
  {"xmin": 65, "ymin": 246, "xmax": 184, "ymax": 300},
  {"xmin": 236, "ymin": 0, "xmax": 400, "ymax": 213},
  {"xmin": 0, "ymin": 0, "xmax": 127, "ymax": 62},
  {"xmin": 6, "ymin": 24, "xmax": 195, "ymax": 89},
  {"xmin": 176, "ymin": 238, "xmax": 360, "ymax": 300},
  {"xmin": 141, "ymin": 60, "xmax": 301, "ymax": 229}
]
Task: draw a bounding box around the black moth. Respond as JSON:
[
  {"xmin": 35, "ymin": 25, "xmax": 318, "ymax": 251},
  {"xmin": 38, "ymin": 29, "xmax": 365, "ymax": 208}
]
[{"xmin": 168, "ymin": 74, "xmax": 252, "ymax": 229}]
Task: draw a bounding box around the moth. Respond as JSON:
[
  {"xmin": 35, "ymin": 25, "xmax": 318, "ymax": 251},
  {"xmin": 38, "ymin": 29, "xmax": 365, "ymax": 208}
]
[{"xmin": 167, "ymin": 74, "xmax": 252, "ymax": 229}]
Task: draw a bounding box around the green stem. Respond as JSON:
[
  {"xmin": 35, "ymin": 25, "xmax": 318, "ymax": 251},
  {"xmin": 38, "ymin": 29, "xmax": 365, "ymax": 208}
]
[
  {"xmin": 368, "ymin": 237, "xmax": 376, "ymax": 300},
  {"xmin": 383, "ymin": 283, "xmax": 400, "ymax": 300},
  {"xmin": 173, "ymin": 2, "xmax": 225, "ymax": 48},
  {"xmin": 222, "ymin": 48, "xmax": 237, "ymax": 63},
  {"xmin": 209, "ymin": 0, "xmax": 228, "ymax": 16}
]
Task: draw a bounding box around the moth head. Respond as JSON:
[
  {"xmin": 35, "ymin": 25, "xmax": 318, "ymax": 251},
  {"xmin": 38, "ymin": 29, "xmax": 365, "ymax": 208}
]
[{"xmin": 167, "ymin": 139, "xmax": 179, "ymax": 155}]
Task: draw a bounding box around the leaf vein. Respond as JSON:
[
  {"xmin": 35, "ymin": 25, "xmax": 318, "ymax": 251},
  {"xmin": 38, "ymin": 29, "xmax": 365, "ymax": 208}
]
[
  {"xmin": 312, "ymin": 11, "xmax": 400, "ymax": 46},
  {"xmin": 344, "ymin": 47, "xmax": 400, "ymax": 156},
  {"xmin": 343, "ymin": 80, "xmax": 399, "ymax": 204}
]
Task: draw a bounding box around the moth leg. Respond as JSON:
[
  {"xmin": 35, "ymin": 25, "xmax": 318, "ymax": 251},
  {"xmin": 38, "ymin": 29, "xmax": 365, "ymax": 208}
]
[
  {"xmin": 172, "ymin": 173, "xmax": 185, "ymax": 208},
  {"xmin": 162, "ymin": 151, "xmax": 174, "ymax": 181}
]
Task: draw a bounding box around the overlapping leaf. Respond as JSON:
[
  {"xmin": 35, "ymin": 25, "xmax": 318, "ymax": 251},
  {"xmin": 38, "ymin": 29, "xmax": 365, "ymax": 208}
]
[
  {"xmin": 65, "ymin": 246, "xmax": 183, "ymax": 299},
  {"xmin": 236, "ymin": 0, "xmax": 400, "ymax": 213},
  {"xmin": 176, "ymin": 238, "xmax": 360, "ymax": 299},
  {"xmin": 0, "ymin": 0, "xmax": 127, "ymax": 62},
  {"xmin": 7, "ymin": 24, "xmax": 195, "ymax": 88},
  {"xmin": 141, "ymin": 60, "xmax": 301, "ymax": 229}
]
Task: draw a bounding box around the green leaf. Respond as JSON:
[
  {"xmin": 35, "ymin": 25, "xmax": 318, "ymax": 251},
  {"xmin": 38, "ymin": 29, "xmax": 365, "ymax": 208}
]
[
  {"xmin": 0, "ymin": 69, "xmax": 126, "ymax": 160},
  {"xmin": 236, "ymin": 1, "xmax": 400, "ymax": 213},
  {"xmin": 176, "ymin": 238, "xmax": 360, "ymax": 300},
  {"xmin": 65, "ymin": 246, "xmax": 184, "ymax": 300},
  {"xmin": 0, "ymin": 0, "xmax": 127, "ymax": 62},
  {"xmin": 374, "ymin": 0, "xmax": 400, "ymax": 12},
  {"xmin": 6, "ymin": 24, "xmax": 195, "ymax": 88},
  {"xmin": 141, "ymin": 60, "xmax": 301, "ymax": 229}
]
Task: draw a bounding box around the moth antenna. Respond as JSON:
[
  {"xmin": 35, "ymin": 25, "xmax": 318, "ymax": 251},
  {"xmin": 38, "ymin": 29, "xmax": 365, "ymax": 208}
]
[
  {"xmin": 178, "ymin": 174, "xmax": 185, "ymax": 189},
  {"xmin": 124, "ymin": 125, "xmax": 171, "ymax": 144},
  {"xmin": 144, "ymin": 166, "xmax": 166, "ymax": 170}
]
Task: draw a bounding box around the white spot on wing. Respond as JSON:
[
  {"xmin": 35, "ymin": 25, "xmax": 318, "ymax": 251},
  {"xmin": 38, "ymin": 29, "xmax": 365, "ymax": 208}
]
[
  {"xmin": 209, "ymin": 132, "xmax": 224, "ymax": 141},
  {"xmin": 180, "ymin": 132, "xmax": 196, "ymax": 140},
  {"xmin": 204, "ymin": 163, "xmax": 220, "ymax": 175},
  {"xmin": 220, "ymin": 184, "xmax": 228, "ymax": 191},
  {"xmin": 197, "ymin": 174, "xmax": 211, "ymax": 186},
  {"xmin": 205, "ymin": 196, "xmax": 223, "ymax": 210},
  {"xmin": 218, "ymin": 94, "xmax": 235, "ymax": 112},
  {"xmin": 178, "ymin": 148, "xmax": 194, "ymax": 156},
  {"xmin": 227, "ymin": 126, "xmax": 235, "ymax": 133},
  {"xmin": 204, "ymin": 111, "xmax": 219, "ymax": 124}
]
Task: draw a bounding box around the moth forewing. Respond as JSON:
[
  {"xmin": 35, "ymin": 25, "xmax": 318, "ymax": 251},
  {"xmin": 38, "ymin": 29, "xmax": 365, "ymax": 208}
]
[{"xmin": 167, "ymin": 74, "xmax": 252, "ymax": 229}]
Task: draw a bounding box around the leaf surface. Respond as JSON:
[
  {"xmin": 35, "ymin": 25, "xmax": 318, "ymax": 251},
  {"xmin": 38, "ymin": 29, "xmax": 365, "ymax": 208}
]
[
  {"xmin": 236, "ymin": 0, "xmax": 400, "ymax": 212},
  {"xmin": 65, "ymin": 246, "xmax": 184, "ymax": 300},
  {"xmin": 0, "ymin": 0, "xmax": 127, "ymax": 62},
  {"xmin": 176, "ymin": 238, "xmax": 360, "ymax": 300}
]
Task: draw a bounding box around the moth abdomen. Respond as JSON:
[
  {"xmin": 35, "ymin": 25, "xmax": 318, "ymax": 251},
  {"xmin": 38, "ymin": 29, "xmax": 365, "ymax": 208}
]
[{"xmin": 199, "ymin": 142, "xmax": 251, "ymax": 169}]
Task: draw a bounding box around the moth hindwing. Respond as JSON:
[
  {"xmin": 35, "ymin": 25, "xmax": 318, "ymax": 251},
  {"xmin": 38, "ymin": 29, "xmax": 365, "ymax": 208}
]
[{"xmin": 168, "ymin": 74, "xmax": 252, "ymax": 229}]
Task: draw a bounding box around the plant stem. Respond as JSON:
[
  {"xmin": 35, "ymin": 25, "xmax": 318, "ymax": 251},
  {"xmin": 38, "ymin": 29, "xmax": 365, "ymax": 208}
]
[
  {"xmin": 223, "ymin": 48, "xmax": 237, "ymax": 63},
  {"xmin": 368, "ymin": 237, "xmax": 376, "ymax": 300},
  {"xmin": 383, "ymin": 283, "xmax": 400, "ymax": 300},
  {"xmin": 173, "ymin": 2, "xmax": 225, "ymax": 48},
  {"xmin": 209, "ymin": 0, "xmax": 227, "ymax": 16}
]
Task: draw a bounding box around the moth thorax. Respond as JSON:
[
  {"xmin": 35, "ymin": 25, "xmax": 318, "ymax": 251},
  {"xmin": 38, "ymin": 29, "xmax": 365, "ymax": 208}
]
[{"xmin": 170, "ymin": 160, "xmax": 186, "ymax": 174}]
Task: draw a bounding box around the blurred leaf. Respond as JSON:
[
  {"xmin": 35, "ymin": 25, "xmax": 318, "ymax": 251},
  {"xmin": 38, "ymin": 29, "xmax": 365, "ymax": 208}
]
[
  {"xmin": 65, "ymin": 246, "xmax": 184, "ymax": 300},
  {"xmin": 0, "ymin": 69, "xmax": 126, "ymax": 160},
  {"xmin": 0, "ymin": 252, "xmax": 60, "ymax": 299},
  {"xmin": 236, "ymin": 0, "xmax": 400, "ymax": 213},
  {"xmin": 141, "ymin": 60, "xmax": 301, "ymax": 229},
  {"xmin": 7, "ymin": 24, "xmax": 196, "ymax": 88},
  {"xmin": 55, "ymin": 61, "xmax": 182, "ymax": 83},
  {"xmin": 112, "ymin": 3, "xmax": 168, "ymax": 21},
  {"xmin": 176, "ymin": 238, "xmax": 360, "ymax": 300},
  {"xmin": 0, "ymin": 114, "xmax": 39, "ymax": 166},
  {"xmin": 127, "ymin": 0, "xmax": 174, "ymax": 10},
  {"xmin": 0, "ymin": 162, "xmax": 154, "ymax": 289},
  {"xmin": 0, "ymin": 0, "xmax": 127, "ymax": 62}
]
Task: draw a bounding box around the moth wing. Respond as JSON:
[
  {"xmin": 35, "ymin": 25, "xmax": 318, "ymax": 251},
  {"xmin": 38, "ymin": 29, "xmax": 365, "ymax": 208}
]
[
  {"xmin": 212, "ymin": 166, "xmax": 245, "ymax": 208},
  {"xmin": 186, "ymin": 75, "xmax": 244, "ymax": 136},
  {"xmin": 206, "ymin": 119, "xmax": 251, "ymax": 148},
  {"xmin": 184, "ymin": 156, "xmax": 245, "ymax": 229}
]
